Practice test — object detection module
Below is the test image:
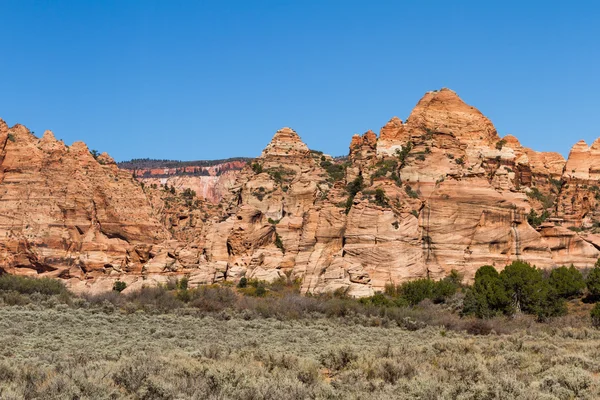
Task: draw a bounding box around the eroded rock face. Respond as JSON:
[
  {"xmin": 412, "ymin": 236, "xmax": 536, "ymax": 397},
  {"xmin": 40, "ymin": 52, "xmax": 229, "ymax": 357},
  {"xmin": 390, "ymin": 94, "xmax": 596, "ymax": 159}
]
[
  {"xmin": 0, "ymin": 123, "xmax": 168, "ymax": 285},
  {"xmin": 4, "ymin": 88, "xmax": 600, "ymax": 295},
  {"xmin": 121, "ymin": 159, "xmax": 247, "ymax": 203}
]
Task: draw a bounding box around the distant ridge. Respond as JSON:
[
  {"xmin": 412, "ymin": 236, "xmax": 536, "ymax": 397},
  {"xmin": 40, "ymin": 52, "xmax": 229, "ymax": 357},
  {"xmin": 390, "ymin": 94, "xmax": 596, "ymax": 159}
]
[{"xmin": 117, "ymin": 157, "xmax": 252, "ymax": 170}]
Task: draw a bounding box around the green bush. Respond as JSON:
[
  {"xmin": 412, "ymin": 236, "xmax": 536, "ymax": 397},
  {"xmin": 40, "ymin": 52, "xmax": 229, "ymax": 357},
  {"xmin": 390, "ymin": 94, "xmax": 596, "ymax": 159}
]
[
  {"xmin": 320, "ymin": 160, "xmax": 346, "ymax": 181},
  {"xmin": 463, "ymin": 262, "xmax": 566, "ymax": 320},
  {"xmin": 358, "ymin": 293, "xmax": 396, "ymax": 307},
  {"xmin": 462, "ymin": 266, "xmax": 512, "ymax": 318},
  {"xmin": 237, "ymin": 277, "xmax": 248, "ymax": 288},
  {"xmin": 399, "ymin": 279, "xmax": 435, "ymax": 305},
  {"xmin": 384, "ymin": 276, "xmax": 459, "ymax": 307},
  {"xmin": 548, "ymin": 266, "xmax": 585, "ymax": 299},
  {"xmin": 374, "ymin": 188, "xmax": 388, "ymax": 207},
  {"xmin": 177, "ymin": 277, "xmax": 189, "ymax": 291},
  {"xmin": 405, "ymin": 185, "xmax": 419, "ymax": 199},
  {"xmin": 586, "ymin": 264, "xmax": 600, "ymax": 298},
  {"xmin": 274, "ymin": 232, "xmax": 285, "ymax": 253},
  {"xmin": 0, "ymin": 274, "xmax": 67, "ymax": 296},
  {"xmin": 591, "ymin": 303, "xmax": 600, "ymax": 328},
  {"xmin": 500, "ymin": 261, "xmax": 546, "ymax": 314},
  {"xmin": 527, "ymin": 209, "xmax": 550, "ymax": 228},
  {"xmin": 113, "ymin": 281, "xmax": 127, "ymax": 292},
  {"xmin": 251, "ymin": 162, "xmax": 263, "ymax": 174},
  {"xmin": 371, "ymin": 159, "xmax": 398, "ymax": 181},
  {"xmin": 255, "ymin": 286, "xmax": 266, "ymax": 297},
  {"xmin": 430, "ymin": 278, "xmax": 458, "ymax": 304},
  {"xmin": 344, "ymin": 176, "xmax": 364, "ymax": 214},
  {"xmin": 395, "ymin": 142, "xmax": 413, "ymax": 168}
]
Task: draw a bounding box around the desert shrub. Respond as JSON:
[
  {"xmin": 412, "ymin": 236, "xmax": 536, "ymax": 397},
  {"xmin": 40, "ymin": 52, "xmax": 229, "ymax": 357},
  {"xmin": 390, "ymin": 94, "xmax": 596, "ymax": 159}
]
[
  {"xmin": 528, "ymin": 209, "xmax": 550, "ymax": 227},
  {"xmin": 462, "ymin": 266, "xmax": 513, "ymax": 318},
  {"xmin": 255, "ymin": 285, "xmax": 267, "ymax": 297},
  {"xmin": 189, "ymin": 285, "xmax": 237, "ymax": 311},
  {"xmin": 251, "ymin": 162, "xmax": 263, "ymax": 174},
  {"xmin": 320, "ymin": 160, "xmax": 346, "ymax": 181},
  {"xmin": 501, "ymin": 261, "xmax": 545, "ymax": 313},
  {"xmin": 269, "ymin": 170, "xmax": 283, "ymax": 184},
  {"xmin": 320, "ymin": 348, "xmax": 357, "ymax": 371},
  {"xmin": 400, "ymin": 279, "xmax": 435, "ymax": 305},
  {"xmin": 464, "ymin": 319, "xmax": 494, "ymax": 335},
  {"xmin": 177, "ymin": 277, "xmax": 189, "ymax": 290},
  {"xmin": 274, "ymin": 232, "xmax": 285, "ymax": 253},
  {"xmin": 125, "ymin": 286, "xmax": 184, "ymax": 313},
  {"xmin": 0, "ymin": 290, "xmax": 30, "ymax": 306},
  {"xmin": 548, "ymin": 266, "xmax": 585, "ymax": 299},
  {"xmin": 527, "ymin": 187, "xmax": 554, "ymax": 209},
  {"xmin": 446, "ymin": 269, "xmax": 463, "ymax": 286},
  {"xmin": 358, "ymin": 293, "xmax": 395, "ymax": 307},
  {"xmin": 374, "ymin": 188, "xmax": 388, "ymax": 207},
  {"xmin": 586, "ymin": 264, "xmax": 600, "ymax": 299},
  {"xmin": 430, "ymin": 278, "xmax": 458, "ymax": 304},
  {"xmin": 384, "ymin": 274, "xmax": 459, "ymax": 307},
  {"xmin": 238, "ymin": 280, "xmax": 268, "ymax": 297},
  {"xmin": 344, "ymin": 176, "xmax": 364, "ymax": 214},
  {"xmin": 112, "ymin": 280, "xmax": 127, "ymax": 292},
  {"xmin": 371, "ymin": 159, "xmax": 398, "ymax": 181},
  {"xmin": 181, "ymin": 188, "xmax": 196, "ymax": 199},
  {"xmin": 591, "ymin": 303, "xmax": 600, "ymax": 328},
  {"xmin": 267, "ymin": 275, "xmax": 301, "ymax": 294},
  {"xmin": 0, "ymin": 274, "xmax": 67, "ymax": 296},
  {"xmin": 237, "ymin": 277, "xmax": 248, "ymax": 288},
  {"xmin": 463, "ymin": 262, "xmax": 566, "ymax": 320},
  {"xmin": 395, "ymin": 142, "xmax": 413, "ymax": 167},
  {"xmin": 405, "ymin": 185, "xmax": 419, "ymax": 198}
]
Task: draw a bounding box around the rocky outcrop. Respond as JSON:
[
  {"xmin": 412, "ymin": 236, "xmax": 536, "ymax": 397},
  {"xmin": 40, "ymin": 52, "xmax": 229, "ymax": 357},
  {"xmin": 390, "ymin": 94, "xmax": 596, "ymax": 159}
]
[
  {"xmin": 0, "ymin": 123, "xmax": 168, "ymax": 282},
  {"xmin": 4, "ymin": 88, "xmax": 600, "ymax": 295}
]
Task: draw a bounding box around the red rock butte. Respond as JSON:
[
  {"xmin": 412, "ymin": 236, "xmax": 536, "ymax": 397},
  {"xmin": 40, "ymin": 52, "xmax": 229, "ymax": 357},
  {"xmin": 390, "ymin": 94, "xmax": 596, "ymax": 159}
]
[{"xmin": 2, "ymin": 88, "xmax": 600, "ymax": 296}]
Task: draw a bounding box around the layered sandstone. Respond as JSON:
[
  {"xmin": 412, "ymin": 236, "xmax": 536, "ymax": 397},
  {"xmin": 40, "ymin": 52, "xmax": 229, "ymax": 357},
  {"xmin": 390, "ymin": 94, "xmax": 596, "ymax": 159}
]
[
  {"xmin": 0, "ymin": 122, "xmax": 164, "ymax": 281},
  {"xmin": 4, "ymin": 88, "xmax": 600, "ymax": 296},
  {"xmin": 121, "ymin": 159, "xmax": 247, "ymax": 203}
]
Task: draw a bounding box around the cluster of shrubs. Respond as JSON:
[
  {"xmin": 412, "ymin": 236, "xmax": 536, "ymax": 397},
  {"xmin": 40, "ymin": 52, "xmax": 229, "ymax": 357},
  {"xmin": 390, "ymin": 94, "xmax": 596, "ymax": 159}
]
[
  {"xmin": 320, "ymin": 158, "xmax": 346, "ymax": 182},
  {"xmin": 526, "ymin": 187, "xmax": 555, "ymax": 209},
  {"xmin": 371, "ymin": 159, "xmax": 400, "ymax": 185},
  {"xmin": 0, "ymin": 274, "xmax": 69, "ymax": 305},
  {"xmin": 4, "ymin": 259, "xmax": 600, "ymax": 331},
  {"xmin": 527, "ymin": 209, "xmax": 550, "ymax": 228},
  {"xmin": 463, "ymin": 261, "xmax": 600, "ymax": 324},
  {"xmin": 380, "ymin": 271, "xmax": 462, "ymax": 306},
  {"xmin": 395, "ymin": 142, "xmax": 413, "ymax": 168}
]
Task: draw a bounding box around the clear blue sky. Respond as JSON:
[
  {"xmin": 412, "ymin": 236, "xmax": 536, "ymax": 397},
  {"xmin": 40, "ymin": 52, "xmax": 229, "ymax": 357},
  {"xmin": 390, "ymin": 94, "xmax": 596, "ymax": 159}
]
[{"xmin": 1, "ymin": 1, "xmax": 599, "ymax": 161}]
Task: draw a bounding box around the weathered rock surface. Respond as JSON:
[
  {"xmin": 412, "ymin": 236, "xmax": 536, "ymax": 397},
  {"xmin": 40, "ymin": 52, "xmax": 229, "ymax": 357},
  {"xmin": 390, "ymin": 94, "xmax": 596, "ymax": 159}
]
[
  {"xmin": 120, "ymin": 159, "xmax": 247, "ymax": 203},
  {"xmin": 4, "ymin": 88, "xmax": 600, "ymax": 295}
]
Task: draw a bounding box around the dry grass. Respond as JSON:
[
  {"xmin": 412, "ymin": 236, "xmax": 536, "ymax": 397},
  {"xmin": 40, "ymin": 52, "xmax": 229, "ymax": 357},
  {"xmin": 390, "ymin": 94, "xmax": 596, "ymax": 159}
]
[{"xmin": 0, "ymin": 299, "xmax": 599, "ymax": 399}]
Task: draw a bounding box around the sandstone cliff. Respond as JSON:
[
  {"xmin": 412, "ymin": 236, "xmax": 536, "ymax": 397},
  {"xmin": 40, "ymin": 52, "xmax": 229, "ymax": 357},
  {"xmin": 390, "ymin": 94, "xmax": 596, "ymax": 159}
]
[
  {"xmin": 3, "ymin": 88, "xmax": 600, "ymax": 295},
  {"xmin": 120, "ymin": 159, "xmax": 247, "ymax": 203}
]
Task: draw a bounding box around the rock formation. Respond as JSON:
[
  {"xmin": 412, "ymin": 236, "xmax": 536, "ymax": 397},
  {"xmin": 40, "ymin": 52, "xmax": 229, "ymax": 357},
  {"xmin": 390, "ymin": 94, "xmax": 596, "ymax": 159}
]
[
  {"xmin": 3, "ymin": 88, "xmax": 600, "ymax": 295},
  {"xmin": 119, "ymin": 159, "xmax": 247, "ymax": 203}
]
